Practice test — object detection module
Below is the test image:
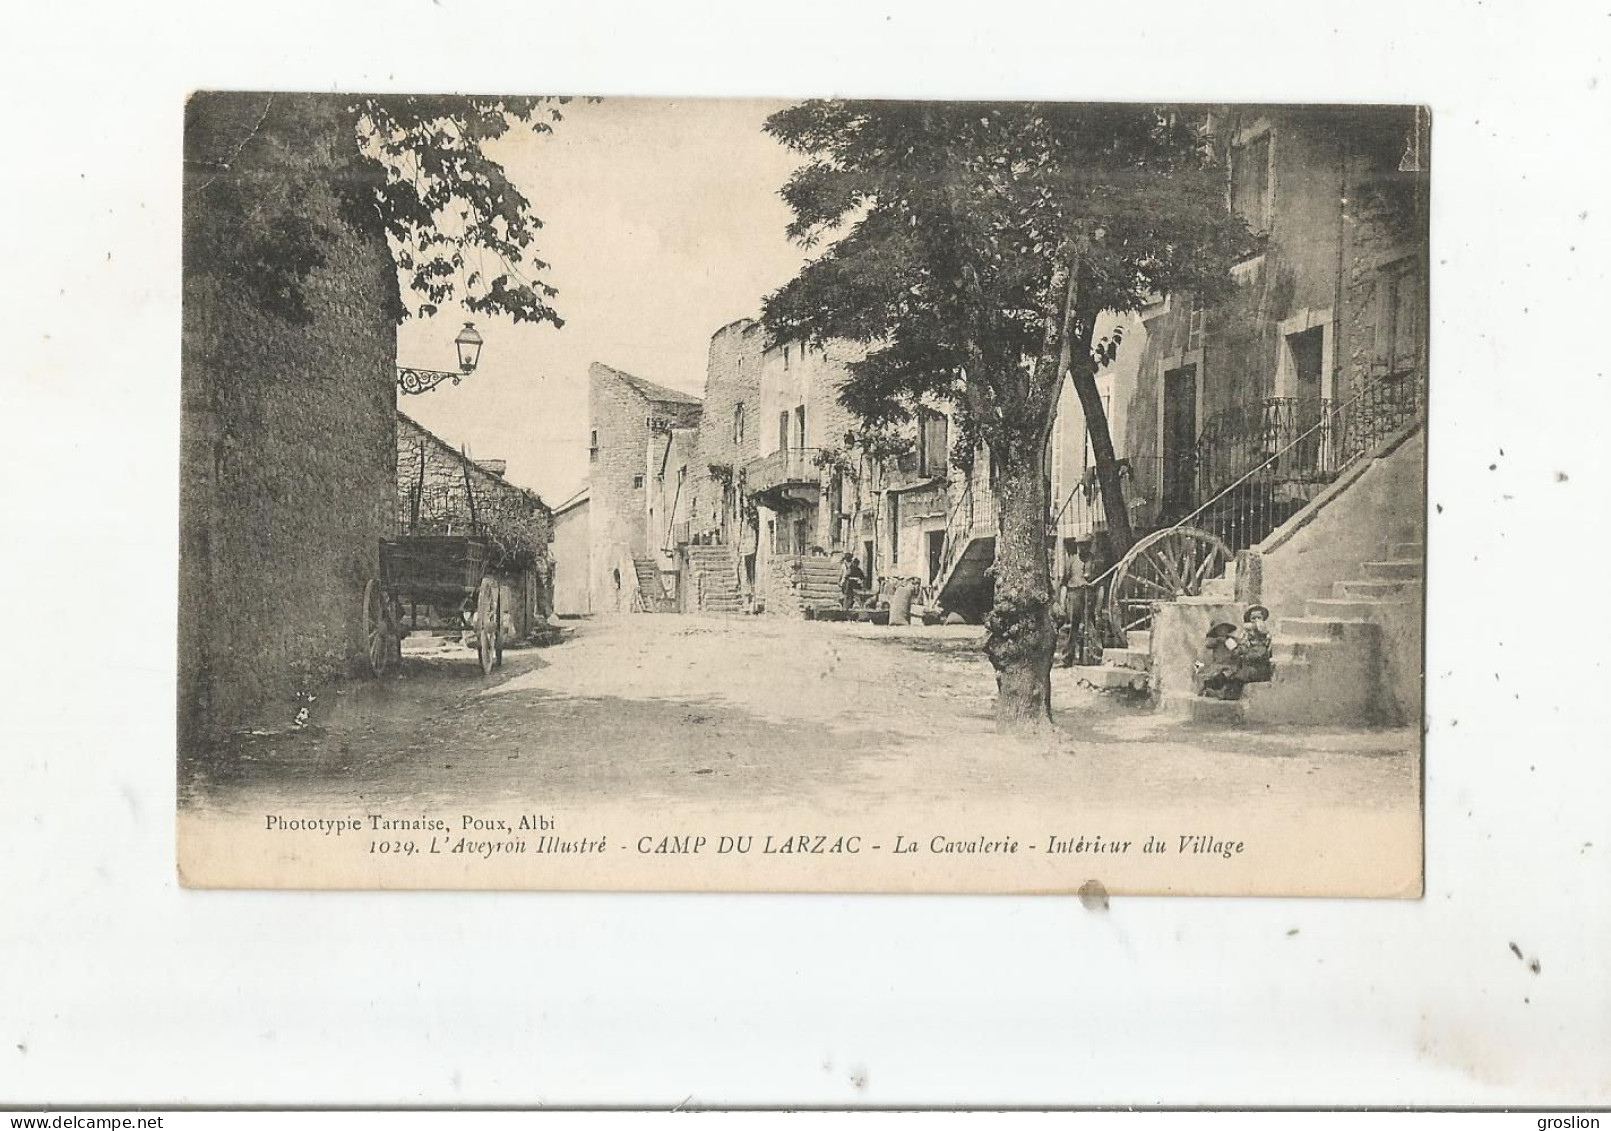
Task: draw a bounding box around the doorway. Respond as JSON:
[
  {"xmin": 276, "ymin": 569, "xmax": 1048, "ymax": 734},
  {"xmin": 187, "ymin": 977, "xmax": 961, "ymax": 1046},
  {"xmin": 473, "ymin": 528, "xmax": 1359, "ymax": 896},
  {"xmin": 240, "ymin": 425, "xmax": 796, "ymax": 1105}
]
[
  {"xmin": 928, "ymin": 529, "xmax": 945, "ymax": 585},
  {"xmin": 1287, "ymin": 326, "xmax": 1326, "ymax": 475},
  {"xmin": 1161, "ymin": 364, "xmax": 1197, "ymax": 518}
]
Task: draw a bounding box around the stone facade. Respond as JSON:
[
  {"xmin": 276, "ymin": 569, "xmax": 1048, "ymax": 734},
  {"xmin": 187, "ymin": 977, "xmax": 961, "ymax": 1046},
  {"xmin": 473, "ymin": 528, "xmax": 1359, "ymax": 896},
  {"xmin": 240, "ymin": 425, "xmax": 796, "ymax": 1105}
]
[
  {"xmin": 688, "ymin": 319, "xmax": 765, "ymax": 550},
  {"xmin": 180, "ymin": 92, "xmax": 399, "ymax": 745},
  {"xmin": 586, "ymin": 362, "xmax": 702, "ymax": 613},
  {"xmin": 550, "ymin": 488, "xmax": 591, "ymax": 616},
  {"xmin": 395, "ymin": 412, "xmax": 554, "ymax": 638},
  {"xmin": 1049, "ymin": 104, "xmax": 1429, "ymax": 570}
]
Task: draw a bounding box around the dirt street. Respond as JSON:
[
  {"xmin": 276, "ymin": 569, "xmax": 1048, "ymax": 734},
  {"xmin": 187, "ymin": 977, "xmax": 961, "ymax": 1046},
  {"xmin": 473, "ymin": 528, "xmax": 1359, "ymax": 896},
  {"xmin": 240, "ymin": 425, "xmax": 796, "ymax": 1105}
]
[{"xmin": 185, "ymin": 613, "xmax": 1419, "ymax": 816}]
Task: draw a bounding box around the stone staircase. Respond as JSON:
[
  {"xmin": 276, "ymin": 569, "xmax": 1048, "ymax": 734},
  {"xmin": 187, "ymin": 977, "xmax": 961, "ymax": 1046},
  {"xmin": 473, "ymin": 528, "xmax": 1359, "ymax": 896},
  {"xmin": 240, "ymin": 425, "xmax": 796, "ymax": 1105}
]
[
  {"xmin": 631, "ymin": 556, "xmax": 674, "ymax": 613},
  {"xmin": 768, "ymin": 554, "xmax": 845, "ymax": 617},
  {"xmin": 685, "ymin": 545, "xmax": 745, "ymax": 614},
  {"xmin": 1190, "ymin": 536, "xmax": 1423, "ymax": 725}
]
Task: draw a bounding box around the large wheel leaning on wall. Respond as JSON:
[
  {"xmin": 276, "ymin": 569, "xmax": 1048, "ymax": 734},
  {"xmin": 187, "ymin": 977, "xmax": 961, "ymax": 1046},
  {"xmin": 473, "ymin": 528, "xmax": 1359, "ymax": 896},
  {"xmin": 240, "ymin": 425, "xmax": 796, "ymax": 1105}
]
[
  {"xmin": 475, "ymin": 577, "xmax": 499, "ymax": 676},
  {"xmin": 362, "ymin": 578, "xmax": 397, "ymax": 677},
  {"xmin": 1106, "ymin": 527, "xmax": 1235, "ymax": 640}
]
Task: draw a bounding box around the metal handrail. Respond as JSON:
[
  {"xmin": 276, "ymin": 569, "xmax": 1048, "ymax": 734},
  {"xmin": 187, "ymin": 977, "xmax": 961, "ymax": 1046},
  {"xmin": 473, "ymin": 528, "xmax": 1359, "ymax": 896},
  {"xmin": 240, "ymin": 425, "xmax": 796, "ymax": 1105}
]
[{"xmin": 1083, "ymin": 371, "xmax": 1423, "ymax": 590}]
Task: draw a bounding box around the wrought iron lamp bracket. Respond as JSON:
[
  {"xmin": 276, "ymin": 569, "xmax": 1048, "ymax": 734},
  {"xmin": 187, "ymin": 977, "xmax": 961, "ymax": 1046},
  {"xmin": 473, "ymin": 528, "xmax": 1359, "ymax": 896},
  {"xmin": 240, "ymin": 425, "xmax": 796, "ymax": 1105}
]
[{"xmin": 397, "ymin": 366, "xmax": 465, "ymax": 396}]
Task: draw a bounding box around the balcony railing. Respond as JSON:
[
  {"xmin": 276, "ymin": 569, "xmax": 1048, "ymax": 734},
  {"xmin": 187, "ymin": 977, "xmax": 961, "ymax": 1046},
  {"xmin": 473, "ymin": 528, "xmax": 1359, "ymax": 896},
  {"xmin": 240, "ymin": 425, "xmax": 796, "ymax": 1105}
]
[
  {"xmin": 744, "ymin": 446, "xmax": 824, "ymax": 499},
  {"xmin": 1185, "ymin": 376, "xmax": 1424, "ymax": 550}
]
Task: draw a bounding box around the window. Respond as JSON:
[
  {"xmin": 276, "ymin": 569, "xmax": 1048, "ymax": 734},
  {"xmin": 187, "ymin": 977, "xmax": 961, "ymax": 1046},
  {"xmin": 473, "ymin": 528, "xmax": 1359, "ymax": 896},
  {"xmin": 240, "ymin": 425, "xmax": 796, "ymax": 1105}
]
[
  {"xmin": 778, "ymin": 411, "xmax": 790, "ymax": 451},
  {"xmin": 1231, "ymin": 131, "xmax": 1273, "ymax": 233},
  {"xmin": 589, "ymin": 429, "xmax": 599, "ymax": 464},
  {"xmin": 1187, "ymin": 303, "xmax": 1206, "ymax": 352},
  {"xmin": 733, "ymin": 403, "xmax": 746, "ymax": 446},
  {"xmin": 632, "ymin": 474, "xmax": 645, "ymax": 490},
  {"xmin": 793, "ymin": 405, "xmax": 807, "ymax": 449},
  {"xmin": 916, "ymin": 409, "xmax": 950, "ymax": 479},
  {"xmin": 784, "ymin": 345, "xmax": 791, "ymax": 369}
]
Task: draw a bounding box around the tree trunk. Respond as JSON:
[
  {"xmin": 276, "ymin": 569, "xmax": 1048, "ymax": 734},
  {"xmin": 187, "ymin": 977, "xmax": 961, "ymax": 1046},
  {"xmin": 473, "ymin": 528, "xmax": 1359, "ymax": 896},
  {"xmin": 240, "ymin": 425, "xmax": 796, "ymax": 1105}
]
[
  {"xmin": 984, "ymin": 432, "xmax": 1055, "ymax": 733},
  {"xmin": 1068, "ymin": 359, "xmax": 1135, "ymax": 554}
]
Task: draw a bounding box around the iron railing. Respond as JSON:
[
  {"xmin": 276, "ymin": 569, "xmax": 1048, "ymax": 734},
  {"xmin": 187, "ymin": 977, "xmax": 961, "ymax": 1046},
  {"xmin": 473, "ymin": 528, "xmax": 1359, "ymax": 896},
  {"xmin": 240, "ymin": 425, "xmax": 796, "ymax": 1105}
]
[
  {"xmin": 1049, "ymin": 460, "xmax": 1153, "ymax": 541},
  {"xmin": 936, "ymin": 478, "xmax": 997, "ymax": 590}
]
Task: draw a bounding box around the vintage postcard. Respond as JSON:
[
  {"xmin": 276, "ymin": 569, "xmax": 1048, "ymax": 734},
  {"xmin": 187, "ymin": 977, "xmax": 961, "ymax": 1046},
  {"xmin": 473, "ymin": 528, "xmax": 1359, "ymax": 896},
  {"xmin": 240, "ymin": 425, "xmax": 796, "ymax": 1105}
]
[{"xmin": 177, "ymin": 95, "xmax": 1427, "ymax": 894}]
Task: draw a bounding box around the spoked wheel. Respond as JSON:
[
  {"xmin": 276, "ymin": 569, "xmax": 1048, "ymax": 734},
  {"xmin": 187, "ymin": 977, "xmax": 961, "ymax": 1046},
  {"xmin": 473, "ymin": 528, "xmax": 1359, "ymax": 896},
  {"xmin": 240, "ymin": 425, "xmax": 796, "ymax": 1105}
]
[
  {"xmin": 475, "ymin": 577, "xmax": 498, "ymax": 676},
  {"xmin": 1107, "ymin": 526, "xmax": 1235, "ymax": 638},
  {"xmin": 493, "ymin": 590, "xmax": 504, "ymax": 668},
  {"xmin": 362, "ymin": 578, "xmax": 397, "ymax": 676}
]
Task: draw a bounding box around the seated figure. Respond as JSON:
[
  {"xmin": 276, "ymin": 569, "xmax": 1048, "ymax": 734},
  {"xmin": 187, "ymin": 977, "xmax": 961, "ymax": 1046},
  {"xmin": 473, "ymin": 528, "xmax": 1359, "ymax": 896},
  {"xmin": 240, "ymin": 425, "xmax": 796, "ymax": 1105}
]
[{"xmin": 1238, "ymin": 604, "xmax": 1274, "ymax": 684}]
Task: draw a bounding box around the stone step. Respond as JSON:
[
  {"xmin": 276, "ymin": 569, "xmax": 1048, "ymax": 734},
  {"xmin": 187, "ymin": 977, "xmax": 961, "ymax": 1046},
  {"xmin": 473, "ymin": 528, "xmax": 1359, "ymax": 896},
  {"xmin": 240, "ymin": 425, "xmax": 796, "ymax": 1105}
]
[
  {"xmin": 1334, "ymin": 578, "xmax": 1422, "ymax": 600},
  {"xmin": 1079, "ymin": 664, "xmax": 1151, "ymax": 692},
  {"xmin": 1304, "ymin": 597, "xmax": 1410, "ymax": 621},
  {"xmin": 1102, "ymin": 647, "xmax": 1151, "ymax": 672},
  {"xmin": 1361, "ymin": 559, "xmax": 1421, "ymax": 580},
  {"xmin": 1390, "ymin": 541, "xmax": 1424, "ymax": 560},
  {"xmin": 1199, "ymin": 576, "xmax": 1234, "ymax": 599},
  {"xmin": 1272, "ymin": 639, "xmax": 1332, "ymax": 662},
  {"xmin": 1127, "ymin": 631, "xmax": 1151, "ymax": 653},
  {"xmin": 1278, "ymin": 615, "xmax": 1374, "ymax": 642}
]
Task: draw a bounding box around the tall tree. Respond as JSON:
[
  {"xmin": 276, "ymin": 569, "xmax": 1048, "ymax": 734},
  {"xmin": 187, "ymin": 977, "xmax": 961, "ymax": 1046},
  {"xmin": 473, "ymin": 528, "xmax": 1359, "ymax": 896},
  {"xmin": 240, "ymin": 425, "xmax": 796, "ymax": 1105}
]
[
  {"xmin": 762, "ymin": 101, "xmax": 1251, "ymax": 732},
  {"xmin": 185, "ymin": 93, "xmax": 570, "ymax": 327}
]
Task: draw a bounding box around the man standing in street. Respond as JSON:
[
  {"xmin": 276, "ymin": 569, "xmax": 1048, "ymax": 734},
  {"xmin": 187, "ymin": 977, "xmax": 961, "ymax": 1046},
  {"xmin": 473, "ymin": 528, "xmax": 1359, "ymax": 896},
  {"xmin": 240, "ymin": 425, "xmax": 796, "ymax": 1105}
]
[{"xmin": 1058, "ymin": 544, "xmax": 1089, "ymax": 668}]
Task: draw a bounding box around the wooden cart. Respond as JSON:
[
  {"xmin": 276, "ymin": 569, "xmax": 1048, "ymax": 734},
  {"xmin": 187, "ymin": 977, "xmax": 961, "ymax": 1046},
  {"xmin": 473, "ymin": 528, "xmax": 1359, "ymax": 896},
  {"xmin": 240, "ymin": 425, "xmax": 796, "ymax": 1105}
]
[{"xmin": 363, "ymin": 535, "xmax": 502, "ymax": 677}]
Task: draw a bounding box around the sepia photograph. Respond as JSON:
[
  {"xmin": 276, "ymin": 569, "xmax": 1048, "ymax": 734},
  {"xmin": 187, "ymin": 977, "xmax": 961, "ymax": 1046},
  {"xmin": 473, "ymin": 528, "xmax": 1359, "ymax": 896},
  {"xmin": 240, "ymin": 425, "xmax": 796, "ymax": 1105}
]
[{"xmin": 177, "ymin": 95, "xmax": 1429, "ymax": 894}]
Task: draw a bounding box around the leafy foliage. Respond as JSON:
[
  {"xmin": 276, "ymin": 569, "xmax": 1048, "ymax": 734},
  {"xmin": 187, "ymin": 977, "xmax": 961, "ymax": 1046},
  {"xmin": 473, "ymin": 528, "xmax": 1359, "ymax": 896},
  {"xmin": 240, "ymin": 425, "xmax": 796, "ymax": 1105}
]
[
  {"xmin": 186, "ymin": 93, "xmax": 570, "ymax": 327},
  {"xmin": 760, "ymin": 101, "xmax": 1254, "ymax": 447},
  {"xmin": 351, "ymin": 96, "xmax": 568, "ymax": 326}
]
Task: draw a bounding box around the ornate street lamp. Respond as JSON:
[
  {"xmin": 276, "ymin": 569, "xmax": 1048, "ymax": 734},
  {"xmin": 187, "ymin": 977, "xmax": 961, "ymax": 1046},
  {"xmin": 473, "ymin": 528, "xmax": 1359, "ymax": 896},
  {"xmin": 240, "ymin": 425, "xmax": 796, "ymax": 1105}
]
[{"xmin": 397, "ymin": 321, "xmax": 486, "ymax": 395}]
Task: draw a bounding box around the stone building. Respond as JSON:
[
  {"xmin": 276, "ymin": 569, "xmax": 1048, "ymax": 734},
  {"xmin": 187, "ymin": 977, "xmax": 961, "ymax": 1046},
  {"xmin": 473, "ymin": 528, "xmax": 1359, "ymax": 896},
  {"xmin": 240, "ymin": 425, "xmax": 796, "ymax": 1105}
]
[
  {"xmin": 573, "ymin": 102, "xmax": 1428, "ymax": 728},
  {"xmin": 1045, "ymin": 104, "xmax": 1430, "ymax": 727},
  {"xmin": 549, "ymin": 486, "xmax": 591, "ymax": 617},
  {"xmin": 395, "ymin": 412, "xmax": 554, "ymax": 640},
  {"xmin": 180, "ymin": 92, "xmax": 399, "ymax": 746},
  {"xmin": 584, "ymin": 362, "xmax": 703, "ymax": 613},
  {"xmin": 943, "ymin": 104, "xmax": 1429, "ymax": 624}
]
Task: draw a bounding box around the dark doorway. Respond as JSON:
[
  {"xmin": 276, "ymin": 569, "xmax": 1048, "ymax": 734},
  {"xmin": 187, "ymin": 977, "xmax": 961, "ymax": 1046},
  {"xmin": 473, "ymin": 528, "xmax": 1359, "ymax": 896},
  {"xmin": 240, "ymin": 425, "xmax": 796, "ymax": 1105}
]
[
  {"xmin": 1161, "ymin": 364, "xmax": 1197, "ymax": 518},
  {"xmin": 1288, "ymin": 326, "xmax": 1326, "ymax": 475},
  {"xmin": 927, "ymin": 529, "xmax": 945, "ymax": 584},
  {"xmin": 862, "ymin": 539, "xmax": 874, "ymax": 583}
]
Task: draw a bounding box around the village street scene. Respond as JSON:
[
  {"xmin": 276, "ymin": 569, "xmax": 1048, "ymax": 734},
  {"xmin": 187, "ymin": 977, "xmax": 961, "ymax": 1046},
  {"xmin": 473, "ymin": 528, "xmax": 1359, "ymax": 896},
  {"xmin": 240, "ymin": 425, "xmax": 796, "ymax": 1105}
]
[{"xmin": 178, "ymin": 95, "xmax": 1428, "ymax": 893}]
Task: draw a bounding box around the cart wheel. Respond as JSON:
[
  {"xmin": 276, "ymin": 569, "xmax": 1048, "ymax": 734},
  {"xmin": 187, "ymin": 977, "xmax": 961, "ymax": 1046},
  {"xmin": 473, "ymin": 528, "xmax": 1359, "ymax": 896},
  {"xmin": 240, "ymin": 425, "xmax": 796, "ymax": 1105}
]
[
  {"xmin": 493, "ymin": 590, "xmax": 504, "ymax": 668},
  {"xmin": 362, "ymin": 579, "xmax": 394, "ymax": 676},
  {"xmin": 476, "ymin": 577, "xmax": 497, "ymax": 676},
  {"xmin": 1107, "ymin": 526, "xmax": 1234, "ymax": 639}
]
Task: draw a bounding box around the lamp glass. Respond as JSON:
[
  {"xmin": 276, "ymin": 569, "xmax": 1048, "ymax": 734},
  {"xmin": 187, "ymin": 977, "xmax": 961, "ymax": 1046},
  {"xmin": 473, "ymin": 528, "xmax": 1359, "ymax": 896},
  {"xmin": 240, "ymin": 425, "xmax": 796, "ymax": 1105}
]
[{"xmin": 454, "ymin": 322, "xmax": 484, "ymax": 373}]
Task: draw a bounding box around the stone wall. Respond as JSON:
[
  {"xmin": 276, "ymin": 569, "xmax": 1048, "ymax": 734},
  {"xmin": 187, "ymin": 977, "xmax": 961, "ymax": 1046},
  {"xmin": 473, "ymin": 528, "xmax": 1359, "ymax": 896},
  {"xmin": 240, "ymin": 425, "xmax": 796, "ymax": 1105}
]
[
  {"xmin": 396, "ymin": 412, "xmax": 552, "ymax": 564},
  {"xmin": 690, "ymin": 319, "xmax": 765, "ymax": 547},
  {"xmin": 587, "ymin": 363, "xmax": 701, "ymax": 613},
  {"xmin": 550, "ymin": 496, "xmax": 592, "ymax": 616},
  {"xmin": 180, "ymin": 92, "xmax": 399, "ymax": 747}
]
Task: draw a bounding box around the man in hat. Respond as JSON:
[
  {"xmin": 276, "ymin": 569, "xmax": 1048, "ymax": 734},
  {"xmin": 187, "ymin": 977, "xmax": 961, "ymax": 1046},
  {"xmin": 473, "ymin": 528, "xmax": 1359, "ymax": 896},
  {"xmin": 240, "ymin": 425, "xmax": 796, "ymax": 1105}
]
[
  {"xmin": 1238, "ymin": 604, "xmax": 1274, "ymax": 684},
  {"xmin": 1195, "ymin": 621, "xmax": 1245, "ymax": 699},
  {"xmin": 1057, "ymin": 545, "xmax": 1089, "ymax": 667}
]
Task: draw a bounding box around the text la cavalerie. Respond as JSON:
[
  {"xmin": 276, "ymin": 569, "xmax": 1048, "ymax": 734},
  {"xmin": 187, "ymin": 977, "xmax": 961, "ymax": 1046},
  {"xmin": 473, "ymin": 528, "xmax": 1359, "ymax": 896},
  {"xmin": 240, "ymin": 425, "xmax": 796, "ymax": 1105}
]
[{"xmin": 635, "ymin": 834, "xmax": 1024, "ymax": 855}]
